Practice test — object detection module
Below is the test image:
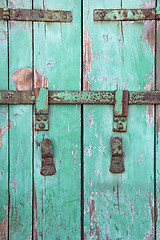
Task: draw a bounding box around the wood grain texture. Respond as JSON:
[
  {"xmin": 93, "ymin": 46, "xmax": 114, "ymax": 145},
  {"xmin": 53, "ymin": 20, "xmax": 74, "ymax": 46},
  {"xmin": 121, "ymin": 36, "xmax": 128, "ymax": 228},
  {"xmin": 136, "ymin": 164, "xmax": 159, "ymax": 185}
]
[
  {"xmin": 0, "ymin": 0, "xmax": 9, "ymax": 239},
  {"xmin": 8, "ymin": 0, "xmax": 32, "ymax": 239},
  {"xmin": 156, "ymin": 1, "xmax": 160, "ymax": 239},
  {"xmin": 83, "ymin": 0, "xmax": 155, "ymax": 239},
  {"xmin": 33, "ymin": 0, "xmax": 81, "ymax": 239}
]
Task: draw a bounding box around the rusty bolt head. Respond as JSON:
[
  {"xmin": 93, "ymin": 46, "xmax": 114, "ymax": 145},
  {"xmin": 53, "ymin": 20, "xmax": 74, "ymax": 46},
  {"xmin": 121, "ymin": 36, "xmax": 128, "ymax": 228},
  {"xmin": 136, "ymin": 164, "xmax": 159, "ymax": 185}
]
[
  {"xmin": 15, "ymin": 11, "xmax": 20, "ymax": 17},
  {"xmin": 42, "ymin": 116, "xmax": 48, "ymax": 121},
  {"xmin": 39, "ymin": 12, "xmax": 44, "ymax": 18},
  {"xmin": 117, "ymin": 123, "xmax": 123, "ymax": 130},
  {"xmin": 62, "ymin": 13, "xmax": 67, "ymax": 19},
  {"xmin": 121, "ymin": 117, "xmax": 126, "ymax": 122},
  {"xmin": 114, "ymin": 117, "xmax": 119, "ymax": 122},
  {"xmin": 36, "ymin": 116, "xmax": 41, "ymax": 121},
  {"xmin": 99, "ymin": 12, "xmax": 105, "ymax": 18},
  {"xmin": 39, "ymin": 123, "xmax": 45, "ymax": 129}
]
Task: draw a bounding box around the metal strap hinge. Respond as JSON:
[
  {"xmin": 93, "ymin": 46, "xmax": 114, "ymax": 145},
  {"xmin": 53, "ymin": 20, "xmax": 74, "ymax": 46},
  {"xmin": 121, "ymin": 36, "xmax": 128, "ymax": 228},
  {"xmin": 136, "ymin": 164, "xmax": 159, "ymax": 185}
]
[
  {"xmin": 0, "ymin": 8, "xmax": 72, "ymax": 22},
  {"xmin": 93, "ymin": 9, "xmax": 160, "ymax": 21}
]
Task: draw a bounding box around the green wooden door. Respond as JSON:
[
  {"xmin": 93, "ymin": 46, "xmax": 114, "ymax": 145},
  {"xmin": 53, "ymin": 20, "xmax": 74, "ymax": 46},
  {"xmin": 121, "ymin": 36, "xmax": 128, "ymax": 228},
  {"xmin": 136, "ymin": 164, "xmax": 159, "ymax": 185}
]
[{"xmin": 0, "ymin": 0, "xmax": 160, "ymax": 239}]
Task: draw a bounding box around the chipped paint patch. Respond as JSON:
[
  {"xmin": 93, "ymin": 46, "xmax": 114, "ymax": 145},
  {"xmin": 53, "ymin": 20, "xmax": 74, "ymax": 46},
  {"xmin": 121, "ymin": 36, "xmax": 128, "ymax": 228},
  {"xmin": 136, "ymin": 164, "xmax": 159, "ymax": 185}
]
[
  {"xmin": 83, "ymin": 25, "xmax": 93, "ymax": 90},
  {"xmin": 11, "ymin": 67, "xmax": 48, "ymax": 91},
  {"xmin": 34, "ymin": 67, "xmax": 48, "ymax": 89},
  {"xmin": 12, "ymin": 67, "xmax": 32, "ymax": 91},
  {"xmin": 139, "ymin": 0, "xmax": 155, "ymax": 9},
  {"xmin": 86, "ymin": 145, "xmax": 92, "ymax": 157},
  {"xmin": 142, "ymin": 21, "xmax": 155, "ymax": 127},
  {"xmin": 0, "ymin": 120, "xmax": 12, "ymax": 147}
]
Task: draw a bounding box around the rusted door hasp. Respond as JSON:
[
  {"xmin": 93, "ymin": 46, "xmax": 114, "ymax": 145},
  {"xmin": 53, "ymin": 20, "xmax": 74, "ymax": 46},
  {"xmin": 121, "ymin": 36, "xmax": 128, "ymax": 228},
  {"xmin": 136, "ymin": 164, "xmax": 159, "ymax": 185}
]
[
  {"xmin": 0, "ymin": 8, "xmax": 72, "ymax": 22},
  {"xmin": 109, "ymin": 137, "xmax": 125, "ymax": 173},
  {"xmin": 41, "ymin": 139, "xmax": 56, "ymax": 176},
  {"xmin": 113, "ymin": 90, "xmax": 128, "ymax": 132},
  {"xmin": 35, "ymin": 88, "xmax": 49, "ymax": 131},
  {"xmin": 93, "ymin": 9, "xmax": 160, "ymax": 21}
]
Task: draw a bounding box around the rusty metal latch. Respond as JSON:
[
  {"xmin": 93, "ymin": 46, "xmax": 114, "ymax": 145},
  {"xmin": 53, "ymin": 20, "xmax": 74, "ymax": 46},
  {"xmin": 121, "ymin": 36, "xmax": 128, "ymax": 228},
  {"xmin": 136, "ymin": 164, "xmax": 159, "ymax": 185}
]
[
  {"xmin": 0, "ymin": 8, "xmax": 72, "ymax": 22},
  {"xmin": 35, "ymin": 87, "xmax": 49, "ymax": 131},
  {"xmin": 40, "ymin": 139, "xmax": 56, "ymax": 176},
  {"xmin": 109, "ymin": 137, "xmax": 125, "ymax": 174},
  {"xmin": 113, "ymin": 90, "xmax": 128, "ymax": 132}
]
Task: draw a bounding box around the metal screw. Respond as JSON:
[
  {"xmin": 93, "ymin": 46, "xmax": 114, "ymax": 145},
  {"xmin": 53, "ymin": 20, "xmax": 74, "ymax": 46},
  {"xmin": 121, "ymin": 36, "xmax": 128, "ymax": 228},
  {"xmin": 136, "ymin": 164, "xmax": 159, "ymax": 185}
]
[
  {"xmin": 117, "ymin": 123, "xmax": 123, "ymax": 130},
  {"xmin": 36, "ymin": 116, "xmax": 41, "ymax": 121},
  {"xmin": 39, "ymin": 123, "xmax": 45, "ymax": 129},
  {"xmin": 15, "ymin": 11, "xmax": 20, "ymax": 17},
  {"xmin": 114, "ymin": 117, "xmax": 119, "ymax": 122},
  {"xmin": 42, "ymin": 116, "xmax": 48, "ymax": 121},
  {"xmin": 121, "ymin": 117, "xmax": 126, "ymax": 122},
  {"xmin": 39, "ymin": 12, "xmax": 44, "ymax": 18}
]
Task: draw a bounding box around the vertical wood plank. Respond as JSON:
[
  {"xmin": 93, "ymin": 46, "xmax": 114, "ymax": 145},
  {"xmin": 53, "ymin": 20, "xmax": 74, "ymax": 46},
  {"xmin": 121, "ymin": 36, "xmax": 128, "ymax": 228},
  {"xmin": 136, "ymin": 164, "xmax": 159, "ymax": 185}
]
[
  {"xmin": 33, "ymin": 0, "xmax": 81, "ymax": 239},
  {"xmin": 84, "ymin": 0, "xmax": 155, "ymax": 239},
  {"xmin": 0, "ymin": 0, "xmax": 9, "ymax": 239},
  {"xmin": 8, "ymin": 0, "xmax": 32, "ymax": 239},
  {"xmin": 156, "ymin": 1, "xmax": 160, "ymax": 238}
]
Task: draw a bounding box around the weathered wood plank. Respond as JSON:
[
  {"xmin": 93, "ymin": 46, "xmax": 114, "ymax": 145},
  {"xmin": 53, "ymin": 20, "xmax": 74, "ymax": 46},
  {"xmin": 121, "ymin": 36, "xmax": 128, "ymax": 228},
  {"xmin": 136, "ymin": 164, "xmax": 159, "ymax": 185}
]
[
  {"xmin": 8, "ymin": 0, "xmax": 32, "ymax": 239},
  {"xmin": 0, "ymin": 0, "xmax": 9, "ymax": 239},
  {"xmin": 84, "ymin": 0, "xmax": 155, "ymax": 239},
  {"xmin": 156, "ymin": 2, "xmax": 160, "ymax": 238},
  {"xmin": 33, "ymin": 0, "xmax": 81, "ymax": 238}
]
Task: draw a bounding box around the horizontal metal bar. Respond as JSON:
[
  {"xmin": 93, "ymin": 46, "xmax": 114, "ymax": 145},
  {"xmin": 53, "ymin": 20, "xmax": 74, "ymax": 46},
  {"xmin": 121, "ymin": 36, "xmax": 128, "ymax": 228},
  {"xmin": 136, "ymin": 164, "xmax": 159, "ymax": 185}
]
[
  {"xmin": 93, "ymin": 9, "xmax": 160, "ymax": 21},
  {"xmin": 0, "ymin": 8, "xmax": 72, "ymax": 22},
  {"xmin": 0, "ymin": 90, "xmax": 160, "ymax": 105}
]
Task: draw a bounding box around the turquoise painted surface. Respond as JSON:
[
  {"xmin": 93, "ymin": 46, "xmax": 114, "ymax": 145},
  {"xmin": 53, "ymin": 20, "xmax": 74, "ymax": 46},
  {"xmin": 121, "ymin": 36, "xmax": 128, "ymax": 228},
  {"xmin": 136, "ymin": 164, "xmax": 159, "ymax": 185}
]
[
  {"xmin": 84, "ymin": 0, "xmax": 155, "ymax": 239},
  {"xmin": 0, "ymin": 0, "xmax": 8, "ymax": 239},
  {"xmin": 8, "ymin": 0, "xmax": 32, "ymax": 239},
  {"xmin": 33, "ymin": 0, "xmax": 81, "ymax": 239}
]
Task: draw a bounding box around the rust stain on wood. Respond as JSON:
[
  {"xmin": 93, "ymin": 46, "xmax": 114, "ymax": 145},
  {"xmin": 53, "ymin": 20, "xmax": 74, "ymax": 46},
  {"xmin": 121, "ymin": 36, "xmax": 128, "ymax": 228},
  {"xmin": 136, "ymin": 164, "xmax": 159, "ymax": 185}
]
[
  {"xmin": 0, "ymin": 206, "xmax": 8, "ymax": 239},
  {"xmin": 0, "ymin": 120, "xmax": 12, "ymax": 147},
  {"xmin": 148, "ymin": 192, "xmax": 155, "ymax": 239},
  {"xmin": 33, "ymin": 181, "xmax": 38, "ymax": 240},
  {"xmin": 83, "ymin": 25, "xmax": 93, "ymax": 91}
]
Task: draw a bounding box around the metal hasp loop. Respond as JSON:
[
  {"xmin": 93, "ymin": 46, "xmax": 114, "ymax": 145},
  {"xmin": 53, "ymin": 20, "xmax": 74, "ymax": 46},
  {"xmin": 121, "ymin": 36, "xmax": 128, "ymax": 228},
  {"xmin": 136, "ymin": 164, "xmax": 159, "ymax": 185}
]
[
  {"xmin": 40, "ymin": 139, "xmax": 56, "ymax": 176},
  {"xmin": 109, "ymin": 137, "xmax": 125, "ymax": 174},
  {"xmin": 113, "ymin": 90, "xmax": 128, "ymax": 132},
  {"xmin": 35, "ymin": 88, "xmax": 49, "ymax": 131}
]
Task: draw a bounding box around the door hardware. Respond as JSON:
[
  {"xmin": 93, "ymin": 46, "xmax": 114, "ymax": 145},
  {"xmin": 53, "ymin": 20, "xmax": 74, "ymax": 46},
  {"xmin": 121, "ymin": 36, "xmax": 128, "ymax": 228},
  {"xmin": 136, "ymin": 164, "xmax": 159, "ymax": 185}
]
[
  {"xmin": 0, "ymin": 8, "xmax": 72, "ymax": 22},
  {"xmin": 109, "ymin": 137, "xmax": 125, "ymax": 174},
  {"xmin": 40, "ymin": 139, "xmax": 56, "ymax": 176},
  {"xmin": 113, "ymin": 90, "xmax": 128, "ymax": 132},
  {"xmin": 93, "ymin": 9, "xmax": 160, "ymax": 21},
  {"xmin": 35, "ymin": 87, "xmax": 49, "ymax": 131}
]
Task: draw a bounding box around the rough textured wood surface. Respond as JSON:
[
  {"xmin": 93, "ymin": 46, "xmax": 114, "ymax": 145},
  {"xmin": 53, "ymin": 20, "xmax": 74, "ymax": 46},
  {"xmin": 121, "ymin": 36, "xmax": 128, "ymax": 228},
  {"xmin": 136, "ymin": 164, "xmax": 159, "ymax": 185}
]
[
  {"xmin": 8, "ymin": 0, "xmax": 32, "ymax": 239},
  {"xmin": 156, "ymin": 1, "xmax": 160, "ymax": 239},
  {"xmin": 33, "ymin": 0, "xmax": 81, "ymax": 239},
  {"xmin": 83, "ymin": 0, "xmax": 155, "ymax": 239},
  {"xmin": 0, "ymin": 0, "xmax": 8, "ymax": 239}
]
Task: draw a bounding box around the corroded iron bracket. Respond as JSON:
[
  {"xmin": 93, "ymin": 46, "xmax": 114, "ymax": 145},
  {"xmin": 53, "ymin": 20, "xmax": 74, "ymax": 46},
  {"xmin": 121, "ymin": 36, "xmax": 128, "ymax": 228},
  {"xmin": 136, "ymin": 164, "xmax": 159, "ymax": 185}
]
[
  {"xmin": 93, "ymin": 9, "xmax": 160, "ymax": 21},
  {"xmin": 0, "ymin": 90, "xmax": 160, "ymax": 105},
  {"xmin": 109, "ymin": 137, "xmax": 125, "ymax": 174},
  {"xmin": 40, "ymin": 139, "xmax": 56, "ymax": 176},
  {"xmin": 113, "ymin": 90, "xmax": 128, "ymax": 132},
  {"xmin": 35, "ymin": 88, "xmax": 49, "ymax": 131},
  {"xmin": 0, "ymin": 8, "xmax": 72, "ymax": 22}
]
